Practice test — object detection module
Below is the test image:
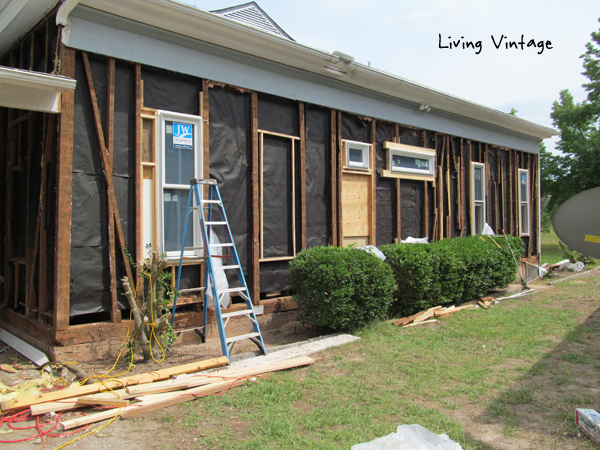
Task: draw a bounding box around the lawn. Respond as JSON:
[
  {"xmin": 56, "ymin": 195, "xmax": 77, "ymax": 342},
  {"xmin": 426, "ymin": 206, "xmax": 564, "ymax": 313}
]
[
  {"xmin": 541, "ymin": 228, "xmax": 564, "ymax": 265},
  {"xmin": 106, "ymin": 271, "xmax": 600, "ymax": 450}
]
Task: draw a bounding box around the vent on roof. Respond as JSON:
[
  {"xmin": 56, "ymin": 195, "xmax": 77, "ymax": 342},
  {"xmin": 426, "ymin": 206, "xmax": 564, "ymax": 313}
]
[{"xmin": 211, "ymin": 2, "xmax": 293, "ymax": 41}]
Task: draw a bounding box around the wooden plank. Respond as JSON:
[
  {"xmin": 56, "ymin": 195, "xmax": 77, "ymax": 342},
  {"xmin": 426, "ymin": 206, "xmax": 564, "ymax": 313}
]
[
  {"xmin": 484, "ymin": 144, "xmax": 490, "ymax": 228},
  {"xmin": 404, "ymin": 319, "xmax": 438, "ymax": 328},
  {"xmin": 393, "ymin": 125, "xmax": 401, "ymax": 241},
  {"xmin": 107, "ymin": 57, "xmax": 119, "ymax": 323},
  {"xmin": 379, "ymin": 170, "xmax": 435, "ymax": 183},
  {"xmin": 370, "ymin": 120, "xmax": 376, "ymax": 246},
  {"xmin": 299, "ymin": 102, "xmax": 306, "ymax": 250},
  {"xmin": 330, "ymin": 109, "xmax": 337, "ymax": 246},
  {"xmin": 251, "ymin": 92, "xmax": 260, "ymax": 304},
  {"xmin": 82, "ymin": 51, "xmax": 134, "ymax": 286},
  {"xmin": 54, "ymin": 44, "xmax": 75, "ymax": 331},
  {"xmin": 135, "ymin": 63, "xmax": 143, "ymax": 268},
  {"xmin": 423, "ymin": 181, "xmax": 428, "ymax": 238},
  {"xmin": 30, "ymin": 389, "xmax": 133, "ymax": 415},
  {"xmin": 1, "ymin": 356, "xmax": 228, "ymax": 413},
  {"xmin": 528, "ymin": 153, "xmax": 533, "ymax": 256},
  {"xmin": 438, "ymin": 165, "xmax": 444, "ymax": 239},
  {"xmin": 120, "ymin": 378, "xmax": 248, "ymax": 419},
  {"xmin": 291, "ymin": 139, "xmax": 296, "ymax": 255},
  {"xmin": 126, "ymin": 356, "xmax": 314, "ymax": 396},
  {"xmin": 37, "ymin": 114, "xmax": 55, "ymax": 320},
  {"xmin": 467, "ymin": 141, "xmax": 473, "ymax": 235},
  {"xmin": 258, "ymin": 129, "xmax": 300, "ymax": 140},
  {"xmin": 202, "ymin": 80, "xmax": 210, "ymax": 205},
  {"xmin": 337, "ymin": 111, "xmax": 343, "ymax": 245},
  {"xmin": 77, "ymin": 396, "xmax": 129, "ymax": 407}
]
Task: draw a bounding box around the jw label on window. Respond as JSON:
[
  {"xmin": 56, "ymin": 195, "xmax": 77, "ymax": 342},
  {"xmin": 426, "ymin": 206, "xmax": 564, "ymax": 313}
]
[{"xmin": 173, "ymin": 122, "xmax": 193, "ymax": 149}]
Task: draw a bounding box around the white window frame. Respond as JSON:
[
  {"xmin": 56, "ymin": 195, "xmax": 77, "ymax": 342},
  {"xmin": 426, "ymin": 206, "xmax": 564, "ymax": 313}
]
[
  {"xmin": 472, "ymin": 162, "xmax": 486, "ymax": 235},
  {"xmin": 519, "ymin": 169, "xmax": 530, "ymax": 236},
  {"xmin": 386, "ymin": 144, "xmax": 435, "ymax": 177},
  {"xmin": 157, "ymin": 110, "xmax": 203, "ymax": 259},
  {"xmin": 345, "ymin": 140, "xmax": 371, "ymax": 170}
]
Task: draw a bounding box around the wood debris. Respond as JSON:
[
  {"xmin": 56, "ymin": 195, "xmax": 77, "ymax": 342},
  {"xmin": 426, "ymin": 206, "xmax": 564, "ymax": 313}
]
[
  {"xmin": 394, "ymin": 297, "xmax": 492, "ymax": 328},
  {"xmin": 1, "ymin": 355, "xmax": 314, "ymax": 431}
]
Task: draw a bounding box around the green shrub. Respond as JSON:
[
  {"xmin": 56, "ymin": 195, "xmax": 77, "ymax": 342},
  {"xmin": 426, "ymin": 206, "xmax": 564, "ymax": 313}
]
[
  {"xmin": 289, "ymin": 246, "xmax": 396, "ymax": 331},
  {"xmin": 379, "ymin": 243, "xmax": 435, "ymax": 316},
  {"xmin": 558, "ymin": 240, "xmax": 596, "ymax": 265},
  {"xmin": 382, "ymin": 235, "xmax": 523, "ymax": 317}
]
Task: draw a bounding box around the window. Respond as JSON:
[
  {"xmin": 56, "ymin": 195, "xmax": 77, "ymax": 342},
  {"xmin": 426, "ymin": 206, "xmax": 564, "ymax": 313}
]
[
  {"xmin": 158, "ymin": 111, "xmax": 203, "ymax": 258},
  {"xmin": 345, "ymin": 140, "xmax": 371, "ymax": 170},
  {"xmin": 519, "ymin": 169, "xmax": 530, "ymax": 236},
  {"xmin": 472, "ymin": 162, "xmax": 486, "ymax": 235},
  {"xmin": 384, "ymin": 142, "xmax": 436, "ymax": 178}
]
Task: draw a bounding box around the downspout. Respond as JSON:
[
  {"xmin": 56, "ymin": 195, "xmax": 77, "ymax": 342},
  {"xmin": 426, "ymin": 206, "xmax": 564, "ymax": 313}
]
[{"xmin": 55, "ymin": 0, "xmax": 80, "ymax": 73}]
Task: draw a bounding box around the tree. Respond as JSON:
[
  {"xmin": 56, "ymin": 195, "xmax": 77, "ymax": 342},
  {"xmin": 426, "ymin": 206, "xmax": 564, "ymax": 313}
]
[{"xmin": 544, "ymin": 19, "xmax": 600, "ymax": 213}]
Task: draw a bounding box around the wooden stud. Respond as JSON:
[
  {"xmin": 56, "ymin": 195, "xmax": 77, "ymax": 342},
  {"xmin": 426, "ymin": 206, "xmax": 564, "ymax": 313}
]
[
  {"xmin": 299, "ymin": 102, "xmax": 306, "ymax": 250},
  {"xmin": 25, "ymin": 112, "xmax": 36, "ymax": 318},
  {"xmin": 54, "ymin": 45, "xmax": 76, "ymax": 332},
  {"xmin": 107, "ymin": 57, "xmax": 119, "ymax": 323},
  {"xmin": 337, "ymin": 111, "xmax": 343, "ymax": 245},
  {"xmin": 250, "ymin": 92, "xmax": 260, "ymax": 304},
  {"xmin": 370, "ymin": 119, "xmax": 377, "ymax": 246},
  {"xmin": 291, "ymin": 139, "xmax": 296, "ymax": 256},
  {"xmin": 483, "ymin": 144, "xmax": 489, "ymax": 230},
  {"xmin": 467, "ymin": 141, "xmax": 473, "ymax": 236},
  {"xmin": 393, "ymin": 124, "xmax": 401, "ymax": 240},
  {"xmin": 528, "ymin": 153, "xmax": 534, "ymax": 256},
  {"xmin": 330, "ymin": 109, "xmax": 337, "ymax": 246},
  {"xmin": 259, "ymin": 132, "xmax": 264, "ymax": 260},
  {"xmin": 82, "ymin": 52, "xmax": 134, "ymax": 287},
  {"xmin": 135, "ymin": 63, "xmax": 143, "ymax": 268},
  {"xmin": 446, "ymin": 136, "xmax": 451, "ymax": 237}
]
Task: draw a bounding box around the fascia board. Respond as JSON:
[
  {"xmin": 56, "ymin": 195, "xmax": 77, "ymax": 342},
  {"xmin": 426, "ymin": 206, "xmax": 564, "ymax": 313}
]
[{"xmin": 77, "ymin": 0, "xmax": 556, "ymax": 141}]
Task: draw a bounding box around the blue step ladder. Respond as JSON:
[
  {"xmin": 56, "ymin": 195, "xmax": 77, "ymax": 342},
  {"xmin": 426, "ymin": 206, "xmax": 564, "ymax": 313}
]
[{"xmin": 172, "ymin": 179, "xmax": 267, "ymax": 363}]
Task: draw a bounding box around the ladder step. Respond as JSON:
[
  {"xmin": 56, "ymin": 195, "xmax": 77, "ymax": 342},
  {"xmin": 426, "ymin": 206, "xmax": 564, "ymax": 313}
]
[
  {"xmin": 184, "ymin": 246, "xmax": 203, "ymax": 250},
  {"xmin": 221, "ymin": 309, "xmax": 253, "ymax": 319},
  {"xmin": 218, "ymin": 287, "xmax": 247, "ymax": 294},
  {"xmin": 226, "ymin": 332, "xmax": 260, "ymax": 344},
  {"xmin": 221, "ymin": 265, "xmax": 240, "ymax": 270},
  {"xmin": 179, "ymin": 287, "xmax": 205, "ymax": 293},
  {"xmin": 210, "ymin": 243, "xmax": 233, "ymax": 247},
  {"xmin": 201, "ymin": 200, "xmax": 222, "ymax": 204},
  {"xmin": 205, "ymin": 221, "xmax": 227, "ymax": 225}
]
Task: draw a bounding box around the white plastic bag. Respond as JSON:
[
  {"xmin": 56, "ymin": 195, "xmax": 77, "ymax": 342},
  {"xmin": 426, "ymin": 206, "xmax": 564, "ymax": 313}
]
[
  {"xmin": 400, "ymin": 236, "xmax": 430, "ymax": 244},
  {"xmin": 358, "ymin": 245, "xmax": 386, "ymax": 261},
  {"xmin": 351, "ymin": 424, "xmax": 463, "ymax": 450},
  {"xmin": 205, "ymin": 230, "xmax": 230, "ymax": 308},
  {"xmin": 482, "ymin": 223, "xmax": 495, "ymax": 235}
]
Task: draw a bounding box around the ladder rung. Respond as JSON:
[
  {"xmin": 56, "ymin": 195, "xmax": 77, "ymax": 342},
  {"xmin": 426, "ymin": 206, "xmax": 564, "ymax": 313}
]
[
  {"xmin": 179, "ymin": 287, "xmax": 205, "ymax": 293},
  {"xmin": 205, "ymin": 221, "xmax": 227, "ymax": 225},
  {"xmin": 201, "ymin": 200, "xmax": 221, "ymax": 204},
  {"xmin": 184, "ymin": 246, "xmax": 203, "ymax": 250},
  {"xmin": 210, "ymin": 243, "xmax": 233, "ymax": 247},
  {"xmin": 221, "ymin": 265, "xmax": 240, "ymax": 270},
  {"xmin": 221, "ymin": 309, "xmax": 253, "ymax": 319},
  {"xmin": 226, "ymin": 332, "xmax": 260, "ymax": 344},
  {"xmin": 218, "ymin": 287, "xmax": 247, "ymax": 294}
]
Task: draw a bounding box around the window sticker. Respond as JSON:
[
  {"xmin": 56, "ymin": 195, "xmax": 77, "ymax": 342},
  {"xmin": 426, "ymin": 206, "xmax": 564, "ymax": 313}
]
[{"xmin": 173, "ymin": 122, "xmax": 193, "ymax": 149}]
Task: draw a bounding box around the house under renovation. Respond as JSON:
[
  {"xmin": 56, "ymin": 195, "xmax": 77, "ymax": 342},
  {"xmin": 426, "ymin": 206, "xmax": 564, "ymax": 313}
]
[{"xmin": 0, "ymin": 0, "xmax": 555, "ymax": 360}]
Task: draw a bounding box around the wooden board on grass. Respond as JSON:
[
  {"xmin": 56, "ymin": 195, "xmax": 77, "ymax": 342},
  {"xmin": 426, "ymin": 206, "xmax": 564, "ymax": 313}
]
[{"xmin": 2, "ymin": 356, "xmax": 228, "ymax": 413}]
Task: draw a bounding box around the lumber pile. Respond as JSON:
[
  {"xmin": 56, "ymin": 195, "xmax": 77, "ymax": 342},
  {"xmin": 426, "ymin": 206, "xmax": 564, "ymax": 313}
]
[
  {"xmin": 393, "ymin": 297, "xmax": 494, "ymax": 328},
  {"xmin": 0, "ymin": 355, "xmax": 314, "ymax": 430}
]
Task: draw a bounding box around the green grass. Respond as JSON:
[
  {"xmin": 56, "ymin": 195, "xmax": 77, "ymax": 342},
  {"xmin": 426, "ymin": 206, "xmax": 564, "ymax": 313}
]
[
  {"xmin": 152, "ymin": 272, "xmax": 600, "ymax": 450},
  {"xmin": 541, "ymin": 229, "xmax": 564, "ymax": 265}
]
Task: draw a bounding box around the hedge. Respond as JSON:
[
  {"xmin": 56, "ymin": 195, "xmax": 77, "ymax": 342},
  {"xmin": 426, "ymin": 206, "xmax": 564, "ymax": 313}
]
[
  {"xmin": 381, "ymin": 235, "xmax": 523, "ymax": 316},
  {"xmin": 288, "ymin": 246, "xmax": 396, "ymax": 331}
]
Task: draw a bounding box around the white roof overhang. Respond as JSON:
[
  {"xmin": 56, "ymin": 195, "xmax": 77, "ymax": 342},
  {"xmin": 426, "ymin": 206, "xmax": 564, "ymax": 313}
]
[
  {"xmin": 0, "ymin": 66, "xmax": 76, "ymax": 113},
  {"xmin": 0, "ymin": 0, "xmax": 556, "ymax": 140}
]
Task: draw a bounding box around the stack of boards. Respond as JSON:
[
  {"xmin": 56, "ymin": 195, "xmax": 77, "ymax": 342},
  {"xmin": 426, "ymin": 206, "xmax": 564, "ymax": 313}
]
[
  {"xmin": 0, "ymin": 355, "xmax": 314, "ymax": 429},
  {"xmin": 393, "ymin": 297, "xmax": 494, "ymax": 327}
]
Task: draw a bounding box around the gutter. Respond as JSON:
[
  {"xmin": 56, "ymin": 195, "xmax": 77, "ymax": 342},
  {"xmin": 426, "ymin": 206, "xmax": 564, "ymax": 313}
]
[{"xmin": 57, "ymin": 0, "xmax": 81, "ymax": 26}]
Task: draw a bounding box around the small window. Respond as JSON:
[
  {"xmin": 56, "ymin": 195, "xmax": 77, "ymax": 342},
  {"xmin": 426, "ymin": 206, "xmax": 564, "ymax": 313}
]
[
  {"xmin": 519, "ymin": 169, "xmax": 530, "ymax": 236},
  {"xmin": 381, "ymin": 142, "xmax": 436, "ymax": 180},
  {"xmin": 472, "ymin": 162, "xmax": 486, "ymax": 235},
  {"xmin": 345, "ymin": 140, "xmax": 370, "ymax": 170}
]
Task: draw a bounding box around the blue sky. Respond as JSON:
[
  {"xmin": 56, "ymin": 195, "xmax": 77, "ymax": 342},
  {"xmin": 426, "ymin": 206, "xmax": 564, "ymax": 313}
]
[{"xmin": 183, "ymin": 0, "xmax": 600, "ymax": 151}]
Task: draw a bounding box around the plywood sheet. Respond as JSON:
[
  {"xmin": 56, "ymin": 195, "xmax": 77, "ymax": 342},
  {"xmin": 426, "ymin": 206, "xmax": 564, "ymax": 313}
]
[{"xmin": 341, "ymin": 173, "xmax": 370, "ymax": 238}]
